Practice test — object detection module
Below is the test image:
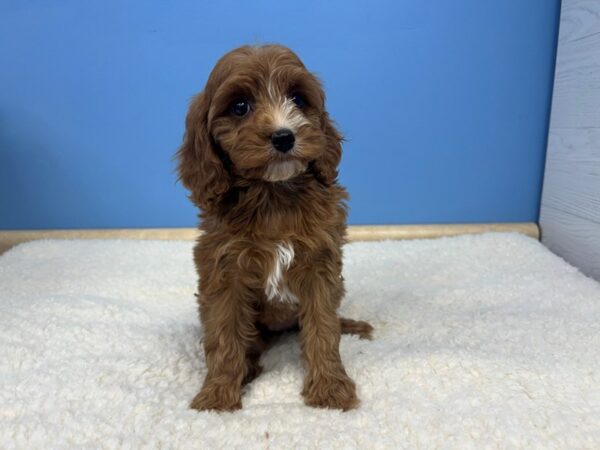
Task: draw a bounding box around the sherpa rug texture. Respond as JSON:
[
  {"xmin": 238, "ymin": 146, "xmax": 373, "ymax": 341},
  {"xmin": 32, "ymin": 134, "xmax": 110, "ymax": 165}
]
[{"xmin": 1, "ymin": 233, "xmax": 599, "ymax": 449}]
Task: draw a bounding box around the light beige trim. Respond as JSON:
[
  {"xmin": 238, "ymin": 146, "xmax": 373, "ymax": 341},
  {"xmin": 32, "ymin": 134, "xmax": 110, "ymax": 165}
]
[
  {"xmin": 0, "ymin": 223, "xmax": 538, "ymax": 255},
  {"xmin": 347, "ymin": 223, "xmax": 539, "ymax": 241}
]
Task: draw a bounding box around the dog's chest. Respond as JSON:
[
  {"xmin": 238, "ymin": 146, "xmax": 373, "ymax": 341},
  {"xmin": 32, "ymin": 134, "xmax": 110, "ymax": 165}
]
[{"xmin": 264, "ymin": 242, "xmax": 298, "ymax": 304}]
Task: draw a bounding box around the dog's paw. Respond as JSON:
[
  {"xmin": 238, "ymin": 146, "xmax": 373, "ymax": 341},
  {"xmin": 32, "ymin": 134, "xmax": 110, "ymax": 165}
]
[
  {"xmin": 189, "ymin": 385, "xmax": 242, "ymax": 412},
  {"xmin": 339, "ymin": 317, "xmax": 374, "ymax": 340},
  {"xmin": 302, "ymin": 373, "xmax": 359, "ymax": 411}
]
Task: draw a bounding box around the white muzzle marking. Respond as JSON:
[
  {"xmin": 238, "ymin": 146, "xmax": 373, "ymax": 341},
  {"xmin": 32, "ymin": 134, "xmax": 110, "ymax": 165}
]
[
  {"xmin": 263, "ymin": 159, "xmax": 305, "ymax": 182},
  {"xmin": 271, "ymin": 98, "xmax": 309, "ymax": 132}
]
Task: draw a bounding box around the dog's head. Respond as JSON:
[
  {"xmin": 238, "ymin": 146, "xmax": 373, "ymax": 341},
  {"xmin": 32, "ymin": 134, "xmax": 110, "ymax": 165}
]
[{"xmin": 177, "ymin": 45, "xmax": 342, "ymax": 211}]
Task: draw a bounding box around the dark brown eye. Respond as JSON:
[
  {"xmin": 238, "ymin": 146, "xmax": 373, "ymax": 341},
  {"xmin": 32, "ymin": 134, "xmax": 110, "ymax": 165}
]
[
  {"xmin": 290, "ymin": 92, "xmax": 306, "ymax": 109},
  {"xmin": 230, "ymin": 99, "xmax": 250, "ymax": 117}
]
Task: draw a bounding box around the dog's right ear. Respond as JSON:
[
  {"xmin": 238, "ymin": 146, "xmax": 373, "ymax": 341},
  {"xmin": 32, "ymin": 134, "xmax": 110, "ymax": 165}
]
[{"xmin": 176, "ymin": 92, "xmax": 231, "ymax": 211}]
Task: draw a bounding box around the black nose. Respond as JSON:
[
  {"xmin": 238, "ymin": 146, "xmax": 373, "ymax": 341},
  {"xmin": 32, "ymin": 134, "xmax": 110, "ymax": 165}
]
[{"xmin": 271, "ymin": 128, "xmax": 295, "ymax": 153}]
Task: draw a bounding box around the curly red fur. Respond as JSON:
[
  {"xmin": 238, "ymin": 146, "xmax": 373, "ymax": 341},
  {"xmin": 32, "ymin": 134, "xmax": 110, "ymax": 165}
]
[{"xmin": 177, "ymin": 44, "xmax": 373, "ymax": 412}]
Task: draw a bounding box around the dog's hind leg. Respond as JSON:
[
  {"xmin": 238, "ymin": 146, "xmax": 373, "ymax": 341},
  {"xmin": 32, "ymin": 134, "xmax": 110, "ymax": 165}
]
[
  {"xmin": 242, "ymin": 342, "xmax": 264, "ymax": 386},
  {"xmin": 339, "ymin": 317, "xmax": 373, "ymax": 340}
]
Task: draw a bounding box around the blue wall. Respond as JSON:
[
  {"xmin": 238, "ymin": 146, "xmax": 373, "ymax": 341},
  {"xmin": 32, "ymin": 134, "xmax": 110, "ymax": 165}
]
[{"xmin": 0, "ymin": 1, "xmax": 560, "ymax": 229}]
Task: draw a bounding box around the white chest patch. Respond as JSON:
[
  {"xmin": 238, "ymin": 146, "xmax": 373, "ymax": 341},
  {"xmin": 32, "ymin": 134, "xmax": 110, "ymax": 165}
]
[{"xmin": 265, "ymin": 242, "xmax": 299, "ymax": 304}]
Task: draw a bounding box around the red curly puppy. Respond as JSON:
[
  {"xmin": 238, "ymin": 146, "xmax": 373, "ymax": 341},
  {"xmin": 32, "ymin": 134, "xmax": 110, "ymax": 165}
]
[{"xmin": 177, "ymin": 44, "xmax": 372, "ymax": 412}]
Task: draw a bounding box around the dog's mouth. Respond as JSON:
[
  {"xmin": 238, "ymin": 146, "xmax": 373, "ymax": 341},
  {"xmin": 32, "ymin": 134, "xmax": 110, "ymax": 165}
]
[{"xmin": 263, "ymin": 159, "xmax": 307, "ymax": 182}]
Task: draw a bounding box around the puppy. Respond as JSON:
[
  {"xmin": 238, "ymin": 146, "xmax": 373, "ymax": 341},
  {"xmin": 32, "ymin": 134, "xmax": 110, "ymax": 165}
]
[{"xmin": 177, "ymin": 44, "xmax": 372, "ymax": 412}]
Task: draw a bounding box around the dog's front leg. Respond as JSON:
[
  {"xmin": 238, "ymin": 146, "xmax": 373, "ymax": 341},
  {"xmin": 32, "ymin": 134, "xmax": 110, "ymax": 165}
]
[
  {"xmin": 190, "ymin": 282, "xmax": 257, "ymax": 412},
  {"xmin": 295, "ymin": 264, "xmax": 359, "ymax": 411}
]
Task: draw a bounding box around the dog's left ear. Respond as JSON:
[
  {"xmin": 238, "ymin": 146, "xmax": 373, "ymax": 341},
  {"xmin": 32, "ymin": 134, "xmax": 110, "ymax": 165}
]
[{"xmin": 313, "ymin": 112, "xmax": 343, "ymax": 185}]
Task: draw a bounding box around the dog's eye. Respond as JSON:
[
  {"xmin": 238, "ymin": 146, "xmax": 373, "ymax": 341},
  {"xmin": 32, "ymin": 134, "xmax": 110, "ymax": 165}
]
[
  {"xmin": 230, "ymin": 99, "xmax": 250, "ymax": 117},
  {"xmin": 290, "ymin": 93, "xmax": 306, "ymax": 109}
]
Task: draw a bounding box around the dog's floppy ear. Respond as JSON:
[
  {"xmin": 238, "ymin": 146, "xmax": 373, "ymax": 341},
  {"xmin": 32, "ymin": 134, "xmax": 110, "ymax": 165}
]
[
  {"xmin": 176, "ymin": 92, "xmax": 231, "ymax": 211},
  {"xmin": 313, "ymin": 112, "xmax": 343, "ymax": 185}
]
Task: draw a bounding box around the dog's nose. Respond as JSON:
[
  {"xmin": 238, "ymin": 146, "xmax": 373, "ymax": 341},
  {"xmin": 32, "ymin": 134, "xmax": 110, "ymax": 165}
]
[{"xmin": 271, "ymin": 128, "xmax": 295, "ymax": 153}]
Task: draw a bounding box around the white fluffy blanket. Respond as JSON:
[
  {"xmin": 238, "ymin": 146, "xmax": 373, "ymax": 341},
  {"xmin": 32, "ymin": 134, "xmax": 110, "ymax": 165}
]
[{"xmin": 1, "ymin": 233, "xmax": 599, "ymax": 449}]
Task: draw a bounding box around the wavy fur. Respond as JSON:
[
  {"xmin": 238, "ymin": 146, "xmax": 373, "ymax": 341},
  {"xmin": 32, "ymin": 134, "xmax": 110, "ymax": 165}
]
[{"xmin": 177, "ymin": 45, "xmax": 372, "ymax": 412}]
